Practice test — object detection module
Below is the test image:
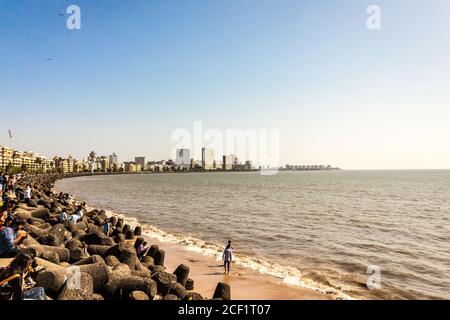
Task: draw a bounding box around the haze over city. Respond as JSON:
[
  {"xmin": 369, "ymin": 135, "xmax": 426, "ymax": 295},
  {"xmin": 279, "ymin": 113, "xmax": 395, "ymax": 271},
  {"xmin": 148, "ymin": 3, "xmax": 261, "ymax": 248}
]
[{"xmin": 1, "ymin": 0, "xmax": 450, "ymax": 169}]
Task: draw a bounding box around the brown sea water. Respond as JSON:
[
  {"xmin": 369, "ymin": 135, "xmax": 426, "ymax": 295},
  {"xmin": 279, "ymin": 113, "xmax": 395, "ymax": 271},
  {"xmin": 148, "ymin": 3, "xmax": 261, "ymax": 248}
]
[{"xmin": 55, "ymin": 170, "xmax": 450, "ymax": 299}]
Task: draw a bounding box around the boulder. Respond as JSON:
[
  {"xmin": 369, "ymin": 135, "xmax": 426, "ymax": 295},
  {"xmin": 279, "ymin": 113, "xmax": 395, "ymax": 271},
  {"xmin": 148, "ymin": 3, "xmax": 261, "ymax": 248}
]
[
  {"xmin": 151, "ymin": 271, "xmax": 177, "ymax": 296},
  {"xmin": 87, "ymin": 245, "xmax": 112, "ymax": 257},
  {"xmin": 213, "ymin": 282, "xmax": 231, "ymax": 300},
  {"xmin": 133, "ymin": 226, "xmax": 142, "ymax": 236},
  {"xmin": 154, "ymin": 249, "xmax": 165, "ymax": 266},
  {"xmin": 125, "ymin": 230, "xmax": 135, "ymax": 240},
  {"xmin": 27, "ymin": 200, "xmax": 38, "ymax": 208},
  {"xmin": 173, "ymin": 264, "xmax": 190, "ymax": 287},
  {"xmin": 104, "ymin": 243, "xmax": 141, "ymax": 270},
  {"xmin": 147, "ymin": 245, "xmax": 159, "ymax": 258},
  {"xmin": 104, "ymin": 275, "xmax": 157, "ymax": 300},
  {"xmin": 129, "ymin": 291, "xmax": 149, "ymax": 300},
  {"xmin": 141, "ymin": 256, "xmax": 154, "ymax": 269},
  {"xmin": 114, "ymin": 234, "xmax": 126, "ymax": 244},
  {"xmin": 44, "ymin": 224, "xmax": 66, "ymax": 246},
  {"xmin": 185, "ymin": 278, "xmax": 194, "ymax": 291},
  {"xmin": 122, "ymin": 224, "xmax": 131, "ymax": 235},
  {"xmin": 70, "ymin": 246, "xmax": 90, "ymax": 262},
  {"xmin": 169, "ymin": 282, "xmax": 188, "ymax": 299},
  {"xmin": 41, "ymin": 250, "xmax": 60, "ymax": 264},
  {"xmin": 58, "ymin": 272, "xmax": 94, "ymax": 300},
  {"xmin": 105, "ymin": 255, "xmax": 120, "ymax": 267},
  {"xmin": 72, "ymin": 255, "xmax": 105, "ymax": 266},
  {"xmin": 30, "ymin": 208, "xmax": 50, "ymax": 219},
  {"xmin": 183, "ymin": 292, "xmax": 204, "ymax": 300},
  {"xmin": 65, "ymin": 239, "xmax": 82, "ymax": 251},
  {"xmin": 77, "ymin": 262, "xmax": 110, "ymax": 292}
]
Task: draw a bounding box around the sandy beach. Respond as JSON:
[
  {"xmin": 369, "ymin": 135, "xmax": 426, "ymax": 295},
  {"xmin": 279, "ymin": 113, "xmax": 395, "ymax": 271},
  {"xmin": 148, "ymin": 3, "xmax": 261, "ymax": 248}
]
[{"xmin": 142, "ymin": 237, "xmax": 332, "ymax": 300}]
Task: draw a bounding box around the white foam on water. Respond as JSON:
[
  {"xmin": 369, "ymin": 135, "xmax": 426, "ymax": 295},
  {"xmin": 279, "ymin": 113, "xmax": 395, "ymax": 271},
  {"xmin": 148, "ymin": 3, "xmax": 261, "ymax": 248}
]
[{"xmin": 83, "ymin": 206, "xmax": 356, "ymax": 300}]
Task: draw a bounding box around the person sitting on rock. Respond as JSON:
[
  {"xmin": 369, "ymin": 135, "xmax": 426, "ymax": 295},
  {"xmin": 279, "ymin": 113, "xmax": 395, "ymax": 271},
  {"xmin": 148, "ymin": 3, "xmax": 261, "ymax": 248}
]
[
  {"xmin": 0, "ymin": 172, "xmax": 4, "ymax": 195},
  {"xmin": 59, "ymin": 209, "xmax": 68, "ymax": 222},
  {"xmin": 7, "ymin": 177, "xmax": 15, "ymax": 193},
  {"xmin": 0, "ymin": 253, "xmax": 34, "ymax": 300},
  {"xmin": 137, "ymin": 241, "xmax": 150, "ymax": 260},
  {"xmin": 69, "ymin": 212, "xmax": 80, "ymax": 224},
  {"xmin": 0, "ymin": 207, "xmax": 7, "ymax": 228},
  {"xmin": 76, "ymin": 205, "xmax": 84, "ymax": 219},
  {"xmin": 4, "ymin": 187, "xmax": 17, "ymax": 206},
  {"xmin": 101, "ymin": 218, "xmax": 111, "ymax": 236},
  {"xmin": 0, "ymin": 217, "xmax": 28, "ymax": 258}
]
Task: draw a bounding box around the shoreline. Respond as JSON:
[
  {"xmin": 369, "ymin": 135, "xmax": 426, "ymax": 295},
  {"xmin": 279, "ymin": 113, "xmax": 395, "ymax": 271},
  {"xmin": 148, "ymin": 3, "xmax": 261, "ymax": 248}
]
[{"xmin": 53, "ymin": 174, "xmax": 345, "ymax": 300}]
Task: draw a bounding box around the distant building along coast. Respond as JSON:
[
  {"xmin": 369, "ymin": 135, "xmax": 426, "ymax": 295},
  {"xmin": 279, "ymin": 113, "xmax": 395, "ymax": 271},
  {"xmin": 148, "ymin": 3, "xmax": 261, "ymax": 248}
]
[
  {"xmin": 283, "ymin": 164, "xmax": 341, "ymax": 171},
  {"xmin": 0, "ymin": 144, "xmax": 339, "ymax": 174}
]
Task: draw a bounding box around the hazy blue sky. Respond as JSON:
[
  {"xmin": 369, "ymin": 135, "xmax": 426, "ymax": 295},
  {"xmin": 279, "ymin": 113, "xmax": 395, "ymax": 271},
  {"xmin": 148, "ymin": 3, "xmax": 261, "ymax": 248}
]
[{"xmin": 1, "ymin": 0, "xmax": 449, "ymax": 169}]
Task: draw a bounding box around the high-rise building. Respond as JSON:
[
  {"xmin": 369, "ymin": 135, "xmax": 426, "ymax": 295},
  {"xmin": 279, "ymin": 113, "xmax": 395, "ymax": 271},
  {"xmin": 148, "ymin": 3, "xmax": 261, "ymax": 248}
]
[
  {"xmin": 202, "ymin": 147, "xmax": 215, "ymax": 170},
  {"xmin": 222, "ymin": 155, "xmax": 233, "ymax": 170},
  {"xmin": 0, "ymin": 146, "xmax": 13, "ymax": 170},
  {"xmin": 176, "ymin": 149, "xmax": 191, "ymax": 169},
  {"xmin": 109, "ymin": 153, "xmax": 119, "ymax": 171},
  {"xmin": 135, "ymin": 157, "xmax": 145, "ymax": 167},
  {"xmin": 99, "ymin": 156, "xmax": 110, "ymax": 172},
  {"xmin": 245, "ymin": 160, "xmax": 253, "ymax": 170},
  {"xmin": 109, "ymin": 153, "xmax": 118, "ymax": 165},
  {"xmin": 88, "ymin": 151, "xmax": 96, "ymax": 162}
]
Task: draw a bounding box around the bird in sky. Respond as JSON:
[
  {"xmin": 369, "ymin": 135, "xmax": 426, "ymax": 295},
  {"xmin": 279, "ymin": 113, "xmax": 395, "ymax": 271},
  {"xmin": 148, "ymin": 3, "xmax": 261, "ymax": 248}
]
[
  {"xmin": 57, "ymin": 13, "xmax": 65, "ymax": 16},
  {"xmin": 46, "ymin": 58, "xmax": 53, "ymax": 62}
]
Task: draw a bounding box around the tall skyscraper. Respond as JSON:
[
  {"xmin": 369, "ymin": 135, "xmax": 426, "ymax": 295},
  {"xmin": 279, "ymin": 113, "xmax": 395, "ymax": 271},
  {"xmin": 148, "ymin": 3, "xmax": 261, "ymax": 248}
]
[
  {"xmin": 202, "ymin": 147, "xmax": 215, "ymax": 170},
  {"xmin": 222, "ymin": 155, "xmax": 233, "ymax": 170},
  {"xmin": 135, "ymin": 157, "xmax": 145, "ymax": 167},
  {"xmin": 109, "ymin": 153, "xmax": 119, "ymax": 165},
  {"xmin": 88, "ymin": 151, "xmax": 96, "ymax": 162},
  {"xmin": 176, "ymin": 149, "xmax": 191, "ymax": 169}
]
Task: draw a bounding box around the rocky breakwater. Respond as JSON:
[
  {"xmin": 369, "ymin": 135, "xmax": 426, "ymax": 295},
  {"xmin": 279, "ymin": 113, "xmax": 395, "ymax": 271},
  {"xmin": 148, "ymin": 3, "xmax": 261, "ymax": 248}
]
[{"xmin": 11, "ymin": 173, "xmax": 231, "ymax": 301}]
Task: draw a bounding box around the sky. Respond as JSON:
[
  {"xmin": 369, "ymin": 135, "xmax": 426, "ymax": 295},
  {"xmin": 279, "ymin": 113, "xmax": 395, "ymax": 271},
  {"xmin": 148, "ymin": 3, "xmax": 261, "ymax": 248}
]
[{"xmin": 0, "ymin": 0, "xmax": 449, "ymax": 169}]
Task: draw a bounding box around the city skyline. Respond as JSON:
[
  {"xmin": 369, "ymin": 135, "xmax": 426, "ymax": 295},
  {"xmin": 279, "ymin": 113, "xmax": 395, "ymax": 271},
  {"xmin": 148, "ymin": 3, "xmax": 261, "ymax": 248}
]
[
  {"xmin": 0, "ymin": 143, "xmax": 339, "ymax": 174},
  {"xmin": 1, "ymin": 1, "xmax": 450, "ymax": 170}
]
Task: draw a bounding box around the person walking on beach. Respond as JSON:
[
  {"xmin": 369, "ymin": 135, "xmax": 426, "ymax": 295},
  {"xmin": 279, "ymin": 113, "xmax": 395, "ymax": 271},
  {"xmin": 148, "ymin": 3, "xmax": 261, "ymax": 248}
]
[{"xmin": 222, "ymin": 240, "xmax": 234, "ymax": 274}]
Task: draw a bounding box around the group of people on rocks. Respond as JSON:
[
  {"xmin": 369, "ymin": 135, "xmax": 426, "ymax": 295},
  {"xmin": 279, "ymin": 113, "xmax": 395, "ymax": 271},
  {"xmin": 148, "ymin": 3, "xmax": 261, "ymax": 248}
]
[
  {"xmin": 1, "ymin": 173, "xmax": 19, "ymax": 207},
  {"xmin": 57, "ymin": 204, "xmax": 85, "ymax": 224},
  {"xmin": 0, "ymin": 173, "xmax": 27, "ymax": 259},
  {"xmin": 0, "ymin": 171, "xmax": 237, "ymax": 300},
  {"xmin": 0, "ymin": 173, "xmax": 47, "ymax": 300}
]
